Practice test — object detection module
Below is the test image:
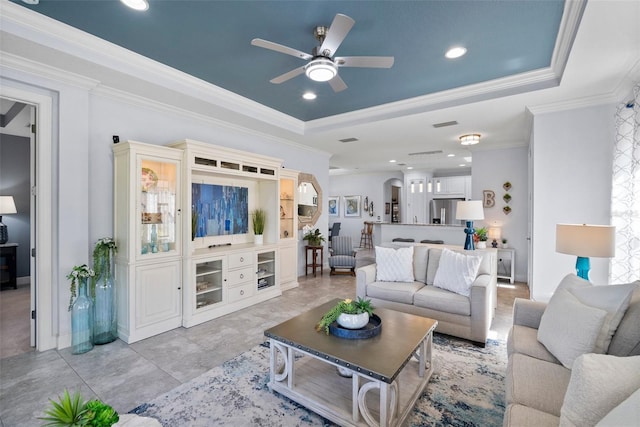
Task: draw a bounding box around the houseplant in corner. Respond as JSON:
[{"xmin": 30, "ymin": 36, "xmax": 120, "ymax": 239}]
[
  {"xmin": 252, "ymin": 208, "xmax": 266, "ymax": 245},
  {"xmin": 67, "ymin": 264, "xmax": 95, "ymax": 354},
  {"xmin": 40, "ymin": 389, "xmax": 119, "ymax": 426},
  {"xmin": 475, "ymin": 227, "xmax": 488, "ymax": 249},
  {"xmin": 316, "ymin": 297, "xmax": 375, "ymax": 333},
  {"xmin": 303, "ymin": 228, "xmax": 325, "ymax": 247},
  {"xmin": 91, "ymin": 237, "xmax": 118, "ymax": 345}
]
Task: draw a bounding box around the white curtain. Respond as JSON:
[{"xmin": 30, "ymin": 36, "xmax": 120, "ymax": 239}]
[{"xmin": 611, "ymin": 84, "xmax": 640, "ymax": 283}]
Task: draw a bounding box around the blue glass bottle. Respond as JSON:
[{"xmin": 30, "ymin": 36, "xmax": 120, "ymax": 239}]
[
  {"xmin": 92, "ymin": 257, "xmax": 117, "ymax": 345},
  {"xmin": 71, "ymin": 278, "xmax": 94, "ymax": 354}
]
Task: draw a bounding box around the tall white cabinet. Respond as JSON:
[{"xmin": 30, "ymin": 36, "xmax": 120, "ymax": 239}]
[
  {"xmin": 113, "ymin": 141, "xmax": 184, "ymax": 344},
  {"xmin": 279, "ymin": 168, "xmax": 299, "ymax": 290},
  {"xmin": 114, "ymin": 139, "xmax": 295, "ymax": 341}
]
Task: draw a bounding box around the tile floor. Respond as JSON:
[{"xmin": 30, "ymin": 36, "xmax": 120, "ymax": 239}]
[{"xmin": 0, "ymin": 250, "xmax": 528, "ymax": 427}]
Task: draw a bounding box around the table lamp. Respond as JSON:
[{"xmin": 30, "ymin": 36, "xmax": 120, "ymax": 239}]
[
  {"xmin": 455, "ymin": 200, "xmax": 485, "ymax": 250},
  {"xmin": 0, "ymin": 196, "xmax": 17, "ymax": 244},
  {"xmin": 488, "ymin": 227, "xmax": 501, "ymax": 248},
  {"xmin": 555, "ymin": 223, "xmax": 615, "ymax": 280}
]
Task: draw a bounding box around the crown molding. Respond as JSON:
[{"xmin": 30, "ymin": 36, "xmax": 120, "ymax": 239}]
[
  {"xmin": 550, "ymin": 0, "xmax": 587, "ymax": 80},
  {"xmin": 0, "ymin": 0, "xmax": 304, "ymax": 135},
  {"xmin": 527, "ymin": 92, "xmax": 619, "ymax": 116}
]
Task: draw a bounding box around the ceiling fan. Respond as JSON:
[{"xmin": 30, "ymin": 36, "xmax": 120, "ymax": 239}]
[{"xmin": 251, "ymin": 13, "xmax": 394, "ymax": 93}]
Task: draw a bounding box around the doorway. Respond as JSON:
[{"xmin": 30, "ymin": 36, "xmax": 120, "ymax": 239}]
[{"xmin": 0, "ymin": 84, "xmax": 55, "ymax": 353}]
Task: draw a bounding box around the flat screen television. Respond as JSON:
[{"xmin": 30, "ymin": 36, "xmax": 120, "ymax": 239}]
[{"xmin": 192, "ymin": 183, "xmax": 249, "ymax": 237}]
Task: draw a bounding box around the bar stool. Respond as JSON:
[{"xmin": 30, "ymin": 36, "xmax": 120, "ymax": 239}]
[{"xmin": 359, "ymin": 221, "xmax": 373, "ymax": 249}]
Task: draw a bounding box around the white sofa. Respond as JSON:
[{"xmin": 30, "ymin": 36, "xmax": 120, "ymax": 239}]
[
  {"xmin": 356, "ymin": 243, "xmax": 497, "ymax": 345},
  {"xmin": 504, "ymin": 279, "xmax": 640, "ymax": 426}
]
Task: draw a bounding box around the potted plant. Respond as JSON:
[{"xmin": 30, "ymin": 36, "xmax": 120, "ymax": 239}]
[
  {"xmin": 316, "ymin": 297, "xmax": 374, "ymax": 334},
  {"xmin": 251, "ymin": 208, "xmax": 266, "ymax": 245},
  {"xmin": 502, "ymin": 238, "xmax": 509, "ymax": 248},
  {"xmin": 475, "ymin": 227, "xmax": 488, "ymax": 249},
  {"xmin": 302, "ymin": 228, "xmax": 325, "ymax": 246},
  {"xmin": 40, "ymin": 389, "xmax": 119, "ymax": 427},
  {"xmin": 91, "ymin": 238, "xmax": 117, "ymax": 345}
]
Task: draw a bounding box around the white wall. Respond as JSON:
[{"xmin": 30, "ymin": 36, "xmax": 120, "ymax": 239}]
[
  {"xmin": 472, "ymin": 147, "xmax": 529, "ymax": 283},
  {"xmin": 530, "ymin": 103, "xmax": 615, "ymax": 301},
  {"xmin": 329, "ymin": 171, "xmax": 403, "ymax": 245}
]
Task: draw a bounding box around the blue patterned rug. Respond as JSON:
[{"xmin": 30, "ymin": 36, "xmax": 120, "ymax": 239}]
[{"xmin": 132, "ymin": 334, "xmax": 506, "ymax": 426}]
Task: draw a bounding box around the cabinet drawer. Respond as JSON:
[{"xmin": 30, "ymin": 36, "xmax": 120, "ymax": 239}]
[
  {"xmin": 227, "ymin": 282, "xmax": 254, "ymax": 303},
  {"xmin": 227, "ymin": 266, "xmax": 255, "ymax": 286},
  {"xmin": 228, "ymin": 252, "xmax": 253, "ymax": 269}
]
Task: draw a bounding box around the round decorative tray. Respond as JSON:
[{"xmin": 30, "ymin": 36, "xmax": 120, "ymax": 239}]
[{"xmin": 329, "ymin": 314, "xmax": 382, "ymax": 339}]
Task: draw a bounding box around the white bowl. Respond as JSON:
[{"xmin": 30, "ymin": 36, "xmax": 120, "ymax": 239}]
[{"xmin": 337, "ymin": 312, "xmax": 369, "ymax": 329}]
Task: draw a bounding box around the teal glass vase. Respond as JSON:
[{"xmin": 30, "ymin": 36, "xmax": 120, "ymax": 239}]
[
  {"xmin": 92, "ymin": 257, "xmax": 117, "ymax": 345},
  {"xmin": 71, "ymin": 278, "xmax": 94, "ymax": 354}
]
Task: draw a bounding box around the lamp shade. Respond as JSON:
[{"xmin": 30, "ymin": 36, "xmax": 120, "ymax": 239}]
[
  {"xmin": 456, "ymin": 200, "xmax": 484, "ymax": 221},
  {"xmin": 488, "ymin": 227, "xmax": 501, "ymax": 240},
  {"xmin": 0, "ymin": 196, "xmax": 17, "ymax": 214},
  {"xmin": 556, "ymin": 224, "xmax": 615, "ymax": 258}
]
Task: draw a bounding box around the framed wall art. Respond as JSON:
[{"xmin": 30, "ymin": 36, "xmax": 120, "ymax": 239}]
[
  {"xmin": 344, "ymin": 195, "xmax": 362, "ymax": 217},
  {"xmin": 328, "ymin": 196, "xmax": 339, "ymax": 217}
]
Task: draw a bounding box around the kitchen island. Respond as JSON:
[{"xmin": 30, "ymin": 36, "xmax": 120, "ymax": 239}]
[{"xmin": 372, "ymin": 222, "xmax": 466, "ymax": 247}]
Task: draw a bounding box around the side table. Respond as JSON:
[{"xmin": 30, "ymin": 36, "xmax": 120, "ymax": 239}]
[
  {"xmin": 305, "ymin": 245, "xmax": 323, "ymax": 277},
  {"xmin": 497, "ymin": 248, "xmax": 515, "ymax": 284},
  {"xmin": 0, "ymin": 243, "xmax": 18, "ymax": 290}
]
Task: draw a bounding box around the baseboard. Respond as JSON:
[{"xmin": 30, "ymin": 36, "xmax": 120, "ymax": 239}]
[{"xmin": 17, "ymin": 276, "xmax": 30, "ymax": 286}]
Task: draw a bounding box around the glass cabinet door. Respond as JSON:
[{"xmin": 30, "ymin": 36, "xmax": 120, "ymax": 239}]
[
  {"xmin": 195, "ymin": 258, "xmax": 223, "ymax": 309},
  {"xmin": 280, "ymin": 177, "xmax": 295, "ymax": 240},
  {"xmin": 138, "ymin": 156, "xmax": 179, "ymax": 258}
]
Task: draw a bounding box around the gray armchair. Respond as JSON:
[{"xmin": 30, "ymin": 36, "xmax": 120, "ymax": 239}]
[{"xmin": 328, "ymin": 236, "xmax": 357, "ymax": 276}]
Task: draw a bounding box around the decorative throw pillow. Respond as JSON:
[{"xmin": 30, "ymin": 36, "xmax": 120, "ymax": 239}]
[
  {"xmin": 560, "ymin": 353, "xmax": 640, "ymax": 427},
  {"xmin": 432, "ymin": 248, "xmax": 482, "ymax": 297},
  {"xmin": 537, "ymin": 288, "xmax": 607, "ymax": 369},
  {"xmin": 595, "ymin": 388, "xmax": 640, "ymax": 426},
  {"xmin": 556, "ymin": 274, "xmax": 636, "ymax": 353},
  {"xmin": 375, "ymin": 246, "xmax": 415, "ymax": 282}
]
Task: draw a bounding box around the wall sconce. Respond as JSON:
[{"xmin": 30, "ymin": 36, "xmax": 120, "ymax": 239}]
[{"xmin": 459, "ymin": 134, "xmax": 481, "ymax": 145}]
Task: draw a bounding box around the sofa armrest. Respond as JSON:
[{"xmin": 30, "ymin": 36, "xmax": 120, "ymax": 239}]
[
  {"xmin": 356, "ymin": 263, "xmax": 377, "ymax": 299},
  {"xmin": 469, "ymin": 274, "xmax": 492, "ymax": 343},
  {"xmin": 512, "ymin": 298, "xmax": 547, "ymax": 329}
]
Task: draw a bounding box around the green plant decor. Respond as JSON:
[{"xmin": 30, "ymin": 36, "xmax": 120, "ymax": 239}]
[
  {"xmin": 316, "ymin": 297, "xmax": 374, "ymax": 334},
  {"xmin": 91, "ymin": 237, "xmax": 117, "ymax": 297},
  {"xmin": 252, "ymin": 208, "xmax": 266, "ymax": 235},
  {"xmin": 40, "ymin": 389, "xmax": 119, "ymax": 427},
  {"xmin": 67, "ymin": 265, "xmax": 95, "ymax": 311},
  {"xmin": 475, "ymin": 227, "xmax": 488, "ymax": 242},
  {"xmin": 303, "ymin": 228, "xmax": 325, "ymax": 246}
]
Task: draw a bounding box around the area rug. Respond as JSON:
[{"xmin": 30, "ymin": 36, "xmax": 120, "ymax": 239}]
[{"xmin": 132, "ymin": 334, "xmax": 506, "ymax": 426}]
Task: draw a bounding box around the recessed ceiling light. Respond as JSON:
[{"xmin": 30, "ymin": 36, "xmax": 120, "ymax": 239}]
[
  {"xmin": 459, "ymin": 164, "xmax": 467, "ymax": 167},
  {"xmin": 459, "ymin": 133, "xmax": 481, "ymax": 145},
  {"xmin": 447, "ymin": 154, "xmax": 455, "ymax": 157},
  {"xmin": 120, "ymin": 0, "xmax": 149, "ymax": 11},
  {"xmin": 445, "ymin": 46, "xmax": 467, "ymax": 59},
  {"xmin": 389, "ymin": 160, "xmax": 396, "ymax": 163},
  {"xmin": 407, "ymin": 166, "xmax": 413, "ymax": 170},
  {"xmin": 302, "ymin": 92, "xmax": 317, "ymax": 100}
]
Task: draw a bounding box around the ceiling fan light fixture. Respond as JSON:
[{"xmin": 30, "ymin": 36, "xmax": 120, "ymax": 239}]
[
  {"xmin": 120, "ymin": 0, "xmax": 149, "ymax": 11},
  {"xmin": 302, "ymin": 92, "xmax": 317, "ymax": 100},
  {"xmin": 445, "ymin": 46, "xmax": 467, "ymax": 59},
  {"xmin": 305, "ymin": 58, "xmax": 337, "ymax": 82},
  {"xmin": 459, "ymin": 133, "xmax": 481, "ymax": 145}
]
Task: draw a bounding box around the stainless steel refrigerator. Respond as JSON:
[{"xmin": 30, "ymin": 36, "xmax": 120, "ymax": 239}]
[{"xmin": 429, "ymin": 198, "xmax": 465, "ymax": 225}]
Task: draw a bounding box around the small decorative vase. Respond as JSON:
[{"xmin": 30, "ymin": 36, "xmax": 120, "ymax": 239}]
[
  {"xmin": 477, "ymin": 241, "xmax": 487, "ymax": 249},
  {"xmin": 92, "ymin": 258, "xmax": 117, "ymax": 345},
  {"xmin": 337, "ymin": 312, "xmax": 369, "ymax": 329},
  {"xmin": 254, "ymin": 234, "xmax": 264, "ymax": 245},
  {"xmin": 71, "ymin": 278, "xmax": 94, "ymax": 354}
]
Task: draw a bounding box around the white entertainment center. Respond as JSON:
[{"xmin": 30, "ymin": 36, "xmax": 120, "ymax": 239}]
[{"xmin": 113, "ymin": 139, "xmax": 299, "ymax": 343}]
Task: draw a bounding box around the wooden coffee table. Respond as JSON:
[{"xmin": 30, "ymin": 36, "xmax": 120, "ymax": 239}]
[{"xmin": 264, "ymin": 299, "xmax": 438, "ymax": 427}]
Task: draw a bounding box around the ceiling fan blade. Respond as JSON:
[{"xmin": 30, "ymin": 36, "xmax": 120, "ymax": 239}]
[
  {"xmin": 251, "ymin": 38, "xmax": 313, "ymax": 60},
  {"xmin": 270, "ymin": 66, "xmax": 305, "ymax": 84},
  {"xmin": 328, "ymin": 74, "xmax": 348, "ymax": 93},
  {"xmin": 335, "ymin": 56, "xmax": 395, "ymax": 68},
  {"xmin": 319, "ymin": 14, "xmax": 355, "ymax": 56}
]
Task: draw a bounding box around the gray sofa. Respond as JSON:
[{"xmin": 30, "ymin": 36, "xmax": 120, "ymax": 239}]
[
  {"xmin": 356, "ymin": 244, "xmax": 497, "ymax": 345},
  {"xmin": 504, "ymin": 284, "xmax": 640, "ymax": 426}
]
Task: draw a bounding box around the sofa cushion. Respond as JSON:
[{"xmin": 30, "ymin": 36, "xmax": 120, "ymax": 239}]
[
  {"xmin": 366, "ymin": 280, "xmax": 424, "ymax": 304},
  {"xmin": 414, "ymin": 285, "xmax": 471, "ymax": 316},
  {"xmin": 507, "ymin": 324, "xmax": 560, "ymax": 364},
  {"xmin": 560, "ymin": 353, "xmax": 640, "ymax": 427},
  {"xmin": 375, "ymin": 246, "xmax": 415, "ymax": 282},
  {"xmin": 537, "ymin": 288, "xmax": 607, "ymax": 369},
  {"xmin": 506, "ymin": 353, "xmax": 571, "ymax": 417},
  {"xmin": 412, "ymin": 245, "xmax": 430, "ymax": 284},
  {"xmin": 607, "ymin": 283, "xmax": 640, "ymax": 356},
  {"xmin": 595, "ymin": 388, "xmax": 640, "ymax": 427},
  {"xmin": 432, "ymin": 248, "xmax": 482, "ymax": 297},
  {"xmin": 556, "ymin": 274, "xmax": 637, "ymax": 353},
  {"xmin": 503, "ymin": 404, "xmax": 560, "ymax": 427}
]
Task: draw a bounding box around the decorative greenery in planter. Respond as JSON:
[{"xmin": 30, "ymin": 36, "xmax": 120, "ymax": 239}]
[
  {"xmin": 40, "ymin": 389, "xmax": 119, "ymax": 427},
  {"xmin": 503, "ymin": 193, "xmax": 512, "ymax": 203},
  {"xmin": 67, "ymin": 265, "xmax": 95, "ymax": 311},
  {"xmin": 303, "ymin": 228, "xmax": 325, "ymax": 246},
  {"xmin": 474, "ymin": 227, "xmax": 488, "ymax": 242},
  {"xmin": 91, "ymin": 238, "xmax": 117, "ymax": 294},
  {"xmin": 503, "ymin": 205, "xmax": 512, "ymax": 215},
  {"xmin": 316, "ymin": 297, "xmax": 374, "ymax": 334},
  {"xmin": 251, "ymin": 208, "xmax": 266, "ymax": 235}
]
